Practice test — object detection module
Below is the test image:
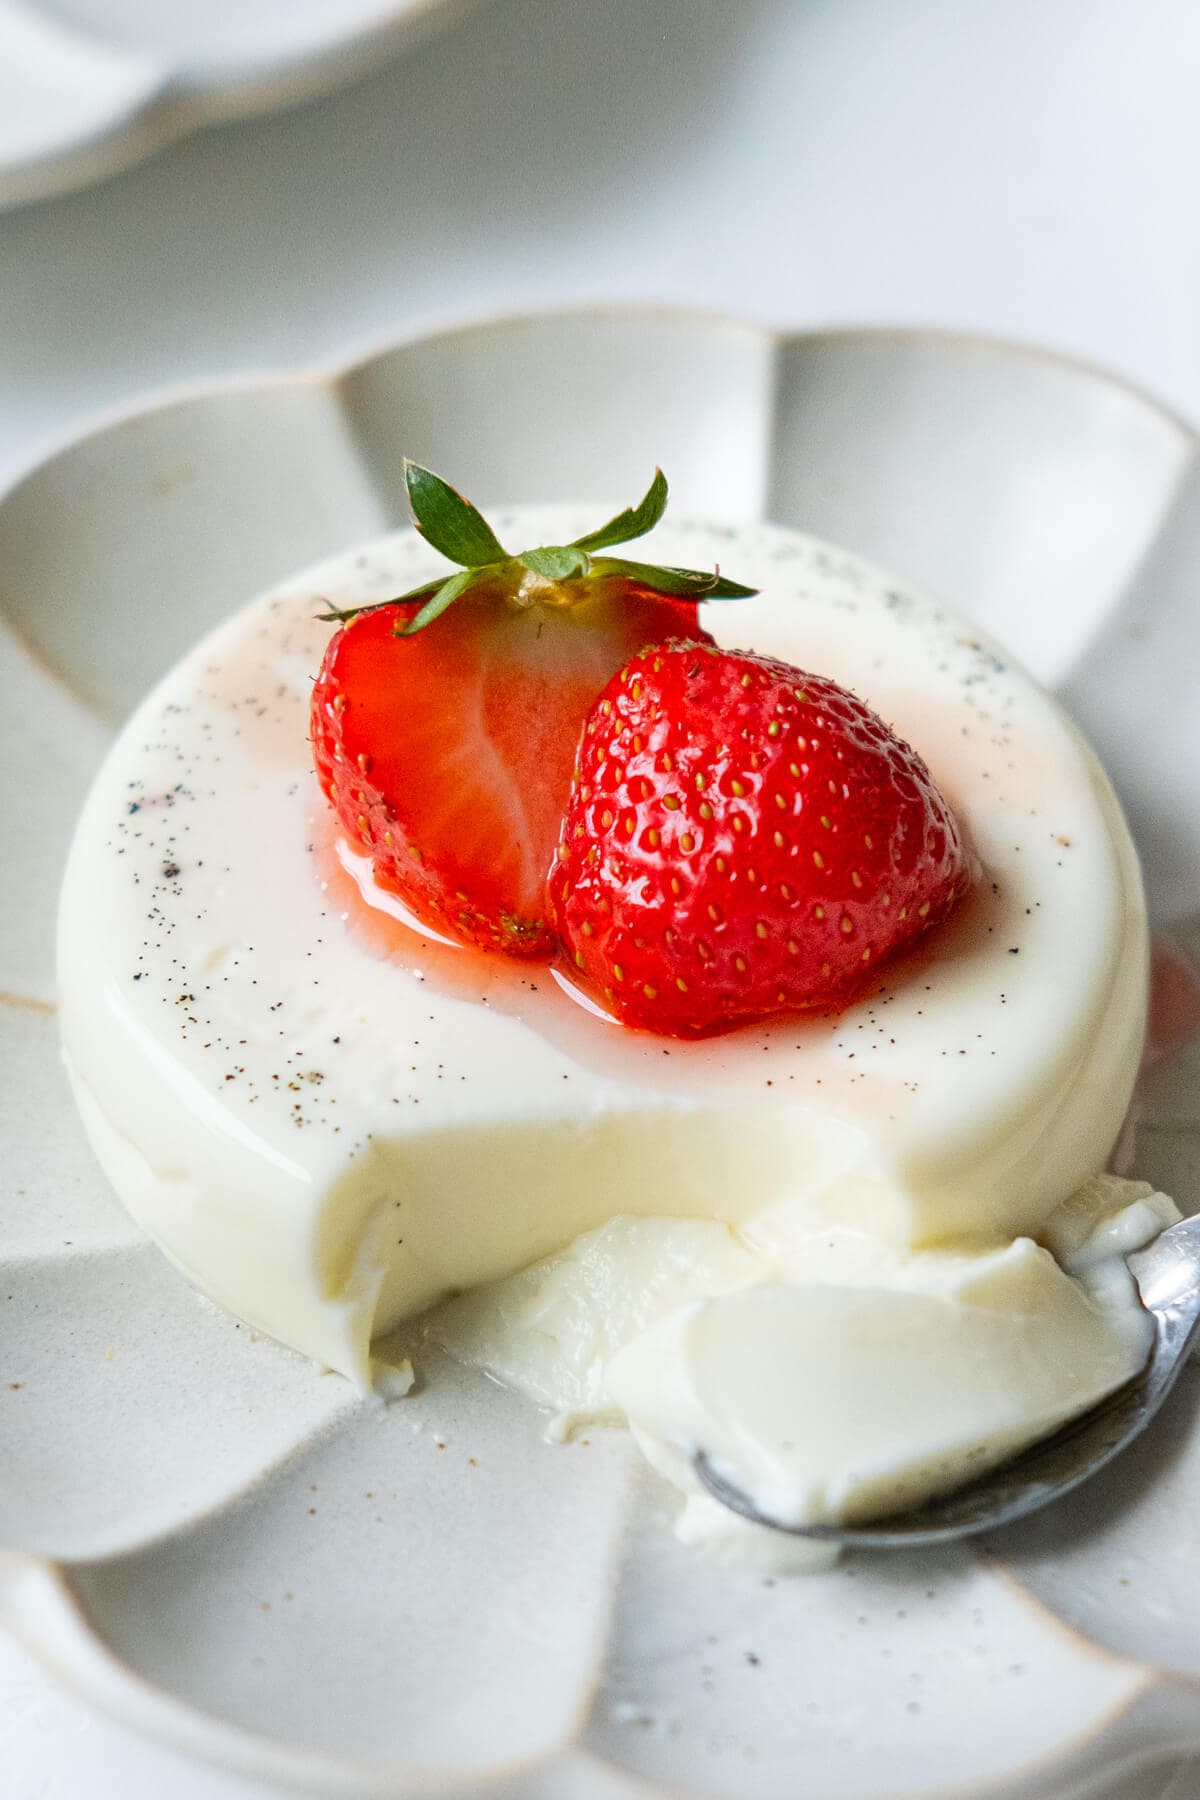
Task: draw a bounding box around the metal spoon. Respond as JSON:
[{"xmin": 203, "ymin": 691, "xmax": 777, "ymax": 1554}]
[{"xmin": 695, "ymin": 1211, "xmax": 1200, "ymax": 1548}]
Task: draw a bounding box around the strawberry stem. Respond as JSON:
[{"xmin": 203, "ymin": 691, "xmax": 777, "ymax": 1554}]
[{"xmin": 315, "ymin": 463, "xmax": 758, "ymax": 633}]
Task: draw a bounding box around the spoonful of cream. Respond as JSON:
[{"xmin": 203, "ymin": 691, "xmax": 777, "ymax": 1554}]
[{"xmin": 689, "ymin": 1210, "xmax": 1200, "ymax": 1548}]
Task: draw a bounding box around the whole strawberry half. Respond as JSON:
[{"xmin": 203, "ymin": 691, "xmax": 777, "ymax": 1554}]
[
  {"xmin": 550, "ymin": 641, "xmax": 972, "ymax": 1035},
  {"xmin": 310, "ymin": 466, "xmax": 755, "ymax": 956}
]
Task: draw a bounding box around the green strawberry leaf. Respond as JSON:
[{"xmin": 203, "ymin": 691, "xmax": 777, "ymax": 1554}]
[
  {"xmin": 316, "ymin": 462, "xmax": 757, "ymax": 635},
  {"xmin": 314, "ymin": 599, "xmax": 364, "ymax": 622},
  {"xmin": 571, "ymin": 469, "xmax": 668, "ymax": 554},
  {"xmin": 521, "ymin": 545, "xmax": 591, "ymax": 580},
  {"xmin": 393, "ymin": 567, "xmax": 480, "ymax": 636},
  {"xmin": 691, "ymin": 570, "xmax": 759, "ymax": 599},
  {"xmin": 404, "ymin": 461, "xmax": 509, "ymax": 567},
  {"xmin": 315, "ymin": 571, "xmax": 462, "ymax": 623},
  {"xmin": 588, "ymin": 556, "xmax": 759, "ymax": 599}
]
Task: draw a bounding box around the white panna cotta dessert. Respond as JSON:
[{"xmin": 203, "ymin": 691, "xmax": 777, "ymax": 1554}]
[{"xmin": 58, "ymin": 509, "xmax": 1172, "ymax": 1547}]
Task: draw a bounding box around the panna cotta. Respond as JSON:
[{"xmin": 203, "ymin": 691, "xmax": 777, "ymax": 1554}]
[{"xmin": 58, "ymin": 510, "xmax": 1166, "ymax": 1540}]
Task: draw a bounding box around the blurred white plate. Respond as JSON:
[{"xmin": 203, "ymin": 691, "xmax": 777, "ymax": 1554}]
[
  {"xmin": 2, "ymin": 307, "xmax": 1200, "ymax": 1800},
  {"xmin": 0, "ymin": 0, "xmax": 479, "ymax": 208}
]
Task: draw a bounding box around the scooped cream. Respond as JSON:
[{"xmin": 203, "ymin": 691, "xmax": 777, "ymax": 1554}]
[
  {"xmin": 57, "ymin": 510, "xmax": 1160, "ymax": 1543},
  {"xmin": 420, "ymin": 1177, "xmax": 1174, "ymax": 1546}
]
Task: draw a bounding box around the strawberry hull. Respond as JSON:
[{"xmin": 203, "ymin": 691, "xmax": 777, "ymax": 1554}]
[
  {"xmin": 311, "ymin": 591, "xmax": 710, "ymax": 957},
  {"xmin": 309, "ymin": 466, "xmax": 728, "ymax": 958}
]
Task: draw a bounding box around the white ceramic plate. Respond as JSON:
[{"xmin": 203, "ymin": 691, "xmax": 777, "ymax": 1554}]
[
  {"xmin": 0, "ymin": 0, "xmax": 479, "ymax": 208},
  {"xmin": 2, "ymin": 307, "xmax": 1200, "ymax": 1800}
]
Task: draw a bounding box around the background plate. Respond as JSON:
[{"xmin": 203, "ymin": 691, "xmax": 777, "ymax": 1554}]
[
  {"xmin": 2, "ymin": 308, "xmax": 1199, "ymax": 1799},
  {"xmin": 0, "ymin": 0, "xmax": 479, "ymax": 208}
]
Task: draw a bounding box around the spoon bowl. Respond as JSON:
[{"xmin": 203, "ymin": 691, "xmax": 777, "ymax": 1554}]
[{"xmin": 695, "ymin": 1210, "xmax": 1200, "ymax": 1548}]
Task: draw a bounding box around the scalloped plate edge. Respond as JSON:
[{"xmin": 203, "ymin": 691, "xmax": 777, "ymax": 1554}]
[
  {"xmin": 2, "ymin": 305, "xmax": 1195, "ymax": 511},
  {"xmin": 5, "ymin": 304, "xmax": 1200, "ymax": 1799},
  {"xmin": 0, "ymin": 0, "xmax": 482, "ymax": 210}
]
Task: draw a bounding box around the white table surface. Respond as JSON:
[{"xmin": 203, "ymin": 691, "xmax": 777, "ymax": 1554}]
[{"xmin": 4, "ymin": 0, "xmax": 1200, "ymax": 1794}]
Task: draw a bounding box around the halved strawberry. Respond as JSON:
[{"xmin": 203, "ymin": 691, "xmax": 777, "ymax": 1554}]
[
  {"xmin": 550, "ymin": 641, "xmax": 972, "ymax": 1034},
  {"xmin": 310, "ymin": 466, "xmax": 755, "ymax": 955}
]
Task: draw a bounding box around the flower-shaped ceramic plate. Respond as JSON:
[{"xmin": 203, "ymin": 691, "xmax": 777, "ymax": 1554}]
[
  {"xmin": 2, "ymin": 308, "xmax": 1200, "ymax": 1800},
  {"xmin": 0, "ymin": 0, "xmax": 479, "ymax": 209}
]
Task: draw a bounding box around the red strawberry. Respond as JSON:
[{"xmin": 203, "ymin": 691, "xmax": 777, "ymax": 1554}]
[
  {"xmin": 310, "ymin": 465, "xmax": 755, "ymax": 955},
  {"xmin": 550, "ymin": 641, "xmax": 971, "ymax": 1035}
]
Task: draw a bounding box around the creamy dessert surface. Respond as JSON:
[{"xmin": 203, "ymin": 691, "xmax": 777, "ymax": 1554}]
[{"xmin": 58, "ymin": 512, "xmax": 1162, "ymax": 1540}]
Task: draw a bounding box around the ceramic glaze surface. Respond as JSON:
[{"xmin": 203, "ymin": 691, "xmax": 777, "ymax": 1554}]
[
  {"xmin": 2, "ymin": 311, "xmax": 1200, "ymax": 1799},
  {"xmin": 0, "ymin": 0, "xmax": 476, "ymax": 207}
]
